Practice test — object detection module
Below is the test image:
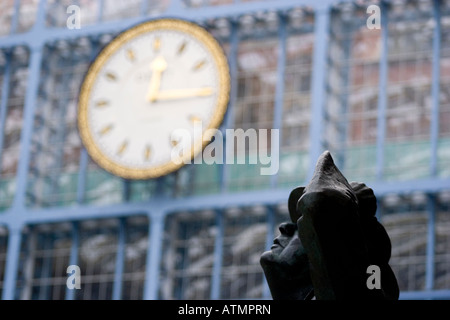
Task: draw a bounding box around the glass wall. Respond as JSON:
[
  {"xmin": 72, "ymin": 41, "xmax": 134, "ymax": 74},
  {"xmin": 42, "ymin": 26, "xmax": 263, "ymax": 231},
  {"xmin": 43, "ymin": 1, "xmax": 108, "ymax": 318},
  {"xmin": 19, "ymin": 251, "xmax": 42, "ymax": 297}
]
[{"xmin": 0, "ymin": 0, "xmax": 449, "ymax": 300}]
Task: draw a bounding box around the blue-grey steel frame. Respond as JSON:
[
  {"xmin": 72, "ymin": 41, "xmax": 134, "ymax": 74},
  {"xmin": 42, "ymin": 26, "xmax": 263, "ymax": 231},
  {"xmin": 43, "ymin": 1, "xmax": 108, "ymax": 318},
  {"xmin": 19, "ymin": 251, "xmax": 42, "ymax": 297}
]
[{"xmin": 0, "ymin": 0, "xmax": 449, "ymax": 300}]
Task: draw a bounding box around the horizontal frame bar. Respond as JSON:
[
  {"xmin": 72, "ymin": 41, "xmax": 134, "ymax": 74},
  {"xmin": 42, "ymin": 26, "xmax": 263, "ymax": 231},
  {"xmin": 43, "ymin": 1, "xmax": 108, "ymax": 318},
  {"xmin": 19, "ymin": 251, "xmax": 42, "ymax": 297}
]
[
  {"xmin": 0, "ymin": 0, "xmax": 346, "ymax": 49},
  {"xmin": 0, "ymin": 176, "xmax": 447, "ymax": 228}
]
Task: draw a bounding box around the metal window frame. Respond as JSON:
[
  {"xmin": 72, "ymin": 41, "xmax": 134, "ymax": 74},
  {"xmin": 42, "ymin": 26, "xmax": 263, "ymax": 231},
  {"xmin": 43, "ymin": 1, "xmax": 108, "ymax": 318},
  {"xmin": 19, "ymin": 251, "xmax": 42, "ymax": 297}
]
[{"xmin": 0, "ymin": 0, "xmax": 448, "ymax": 300}]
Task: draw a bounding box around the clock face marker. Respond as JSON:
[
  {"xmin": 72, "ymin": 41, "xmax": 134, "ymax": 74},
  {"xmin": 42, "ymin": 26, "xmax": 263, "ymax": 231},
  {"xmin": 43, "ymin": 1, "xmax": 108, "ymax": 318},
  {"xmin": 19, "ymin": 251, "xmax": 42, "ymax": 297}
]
[
  {"xmin": 144, "ymin": 145, "xmax": 151, "ymax": 161},
  {"xmin": 105, "ymin": 72, "xmax": 117, "ymax": 81},
  {"xmin": 95, "ymin": 100, "xmax": 109, "ymax": 108},
  {"xmin": 126, "ymin": 49, "xmax": 135, "ymax": 61},
  {"xmin": 193, "ymin": 60, "xmax": 206, "ymax": 71},
  {"xmin": 177, "ymin": 41, "xmax": 187, "ymax": 55},
  {"xmin": 117, "ymin": 140, "xmax": 128, "ymax": 156},
  {"xmin": 189, "ymin": 115, "xmax": 202, "ymax": 123},
  {"xmin": 171, "ymin": 138, "xmax": 179, "ymax": 147},
  {"xmin": 153, "ymin": 37, "xmax": 161, "ymax": 52},
  {"xmin": 99, "ymin": 124, "xmax": 114, "ymax": 136}
]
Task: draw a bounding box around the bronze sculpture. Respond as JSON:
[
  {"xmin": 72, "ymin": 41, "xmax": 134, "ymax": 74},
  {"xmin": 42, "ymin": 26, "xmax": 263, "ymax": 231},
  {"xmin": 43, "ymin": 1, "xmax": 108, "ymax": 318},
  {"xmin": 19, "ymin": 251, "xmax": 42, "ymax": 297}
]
[{"xmin": 260, "ymin": 151, "xmax": 399, "ymax": 300}]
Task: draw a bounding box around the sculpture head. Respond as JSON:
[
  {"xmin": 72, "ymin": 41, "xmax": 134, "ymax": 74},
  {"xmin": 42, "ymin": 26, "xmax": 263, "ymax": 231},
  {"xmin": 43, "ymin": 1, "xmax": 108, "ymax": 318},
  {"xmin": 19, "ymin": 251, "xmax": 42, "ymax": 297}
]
[{"xmin": 261, "ymin": 150, "xmax": 399, "ymax": 300}]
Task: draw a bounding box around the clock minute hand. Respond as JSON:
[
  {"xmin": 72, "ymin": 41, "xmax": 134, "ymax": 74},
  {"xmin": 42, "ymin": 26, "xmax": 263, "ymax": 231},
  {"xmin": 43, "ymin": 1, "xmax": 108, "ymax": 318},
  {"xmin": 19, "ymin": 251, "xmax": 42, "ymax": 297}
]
[
  {"xmin": 147, "ymin": 56, "xmax": 167, "ymax": 102},
  {"xmin": 156, "ymin": 87, "xmax": 214, "ymax": 101}
]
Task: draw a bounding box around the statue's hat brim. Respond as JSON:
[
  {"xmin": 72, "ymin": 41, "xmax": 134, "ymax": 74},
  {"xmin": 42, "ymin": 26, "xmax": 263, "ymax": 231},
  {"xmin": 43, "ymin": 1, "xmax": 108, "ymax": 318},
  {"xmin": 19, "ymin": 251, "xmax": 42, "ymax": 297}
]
[{"xmin": 288, "ymin": 186, "xmax": 305, "ymax": 223}]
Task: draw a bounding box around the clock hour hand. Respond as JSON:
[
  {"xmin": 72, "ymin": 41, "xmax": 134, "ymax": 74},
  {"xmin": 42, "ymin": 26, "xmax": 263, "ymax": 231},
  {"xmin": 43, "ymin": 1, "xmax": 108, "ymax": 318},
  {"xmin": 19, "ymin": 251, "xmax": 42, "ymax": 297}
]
[
  {"xmin": 146, "ymin": 56, "xmax": 167, "ymax": 102},
  {"xmin": 155, "ymin": 87, "xmax": 214, "ymax": 101}
]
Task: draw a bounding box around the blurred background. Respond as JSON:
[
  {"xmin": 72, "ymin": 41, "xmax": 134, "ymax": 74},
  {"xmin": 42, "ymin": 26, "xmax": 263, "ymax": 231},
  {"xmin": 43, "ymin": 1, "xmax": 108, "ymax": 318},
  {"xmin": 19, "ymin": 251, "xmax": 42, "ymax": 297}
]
[{"xmin": 0, "ymin": 0, "xmax": 449, "ymax": 300}]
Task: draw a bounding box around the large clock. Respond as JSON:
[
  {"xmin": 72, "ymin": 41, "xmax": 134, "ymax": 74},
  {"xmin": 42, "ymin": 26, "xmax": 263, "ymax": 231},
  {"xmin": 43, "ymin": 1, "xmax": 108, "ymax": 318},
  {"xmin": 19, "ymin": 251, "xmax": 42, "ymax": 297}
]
[{"xmin": 78, "ymin": 18, "xmax": 230, "ymax": 179}]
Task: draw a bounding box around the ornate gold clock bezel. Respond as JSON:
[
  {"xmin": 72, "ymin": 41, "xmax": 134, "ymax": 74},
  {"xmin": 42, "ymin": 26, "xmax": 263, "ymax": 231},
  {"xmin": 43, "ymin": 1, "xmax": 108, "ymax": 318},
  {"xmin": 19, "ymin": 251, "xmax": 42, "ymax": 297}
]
[{"xmin": 78, "ymin": 18, "xmax": 230, "ymax": 180}]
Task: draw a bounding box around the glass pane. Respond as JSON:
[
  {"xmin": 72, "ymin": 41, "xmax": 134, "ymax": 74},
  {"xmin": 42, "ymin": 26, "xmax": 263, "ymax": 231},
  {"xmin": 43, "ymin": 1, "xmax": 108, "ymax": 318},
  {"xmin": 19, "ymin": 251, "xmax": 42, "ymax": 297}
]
[
  {"xmin": 0, "ymin": 47, "xmax": 28, "ymax": 211},
  {"xmin": 220, "ymin": 207, "xmax": 267, "ymax": 299},
  {"xmin": 381, "ymin": 195, "xmax": 428, "ymax": 292},
  {"xmin": 160, "ymin": 211, "xmax": 216, "ymax": 299}
]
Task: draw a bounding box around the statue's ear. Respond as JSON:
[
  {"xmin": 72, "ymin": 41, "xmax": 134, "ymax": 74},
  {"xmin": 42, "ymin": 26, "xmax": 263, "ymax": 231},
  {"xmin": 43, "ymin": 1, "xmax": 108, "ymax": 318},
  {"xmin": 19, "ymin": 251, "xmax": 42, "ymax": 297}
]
[{"xmin": 288, "ymin": 186, "xmax": 305, "ymax": 223}]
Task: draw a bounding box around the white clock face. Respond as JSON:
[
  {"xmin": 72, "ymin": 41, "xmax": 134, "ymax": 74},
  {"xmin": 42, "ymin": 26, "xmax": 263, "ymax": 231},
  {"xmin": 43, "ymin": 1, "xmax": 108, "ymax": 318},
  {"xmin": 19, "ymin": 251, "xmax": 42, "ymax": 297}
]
[{"xmin": 78, "ymin": 19, "xmax": 230, "ymax": 179}]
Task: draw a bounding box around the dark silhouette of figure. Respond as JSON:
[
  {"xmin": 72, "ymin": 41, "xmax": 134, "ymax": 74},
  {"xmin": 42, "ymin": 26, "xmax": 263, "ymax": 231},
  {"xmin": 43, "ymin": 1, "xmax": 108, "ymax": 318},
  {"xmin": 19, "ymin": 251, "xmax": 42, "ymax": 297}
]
[{"xmin": 260, "ymin": 151, "xmax": 399, "ymax": 300}]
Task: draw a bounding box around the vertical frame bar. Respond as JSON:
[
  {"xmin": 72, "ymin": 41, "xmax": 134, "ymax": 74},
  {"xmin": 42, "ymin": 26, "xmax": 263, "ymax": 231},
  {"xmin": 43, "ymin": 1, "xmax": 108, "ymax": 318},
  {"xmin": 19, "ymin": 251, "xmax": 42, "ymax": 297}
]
[
  {"xmin": 12, "ymin": 44, "xmax": 44, "ymax": 208},
  {"xmin": 140, "ymin": 0, "xmax": 149, "ymax": 16},
  {"xmin": 1, "ymin": 0, "xmax": 47, "ymax": 300},
  {"xmin": 112, "ymin": 218, "xmax": 126, "ymax": 300},
  {"xmin": 97, "ymin": 0, "xmax": 105, "ymax": 23},
  {"xmin": 426, "ymin": 0, "xmax": 442, "ymax": 292},
  {"xmin": 34, "ymin": 0, "xmax": 47, "ymax": 30},
  {"xmin": 270, "ymin": 13, "xmax": 287, "ymax": 188},
  {"xmin": 2, "ymin": 225, "xmax": 22, "ymax": 300},
  {"xmin": 220, "ymin": 19, "xmax": 239, "ymax": 193},
  {"xmin": 430, "ymin": 0, "xmax": 441, "ymax": 177},
  {"xmin": 308, "ymin": 4, "xmax": 330, "ymax": 178},
  {"xmin": 65, "ymin": 221, "xmax": 79, "ymax": 300},
  {"xmin": 425, "ymin": 194, "xmax": 436, "ymax": 291},
  {"xmin": 262, "ymin": 206, "xmax": 275, "ymax": 299},
  {"xmin": 123, "ymin": 179, "xmax": 131, "ymax": 201},
  {"xmin": 0, "ymin": 51, "xmax": 12, "ymax": 169},
  {"xmin": 167, "ymin": 0, "xmax": 184, "ymax": 15},
  {"xmin": 38, "ymin": 234, "xmax": 53, "ymax": 299},
  {"xmin": 376, "ymin": 0, "xmax": 389, "ymax": 181},
  {"xmin": 10, "ymin": 0, "xmax": 21, "ymax": 35},
  {"xmin": 143, "ymin": 211, "xmax": 164, "ymax": 300},
  {"xmin": 76, "ymin": 149, "xmax": 88, "ymax": 204},
  {"xmin": 335, "ymin": 17, "xmax": 353, "ymax": 170},
  {"xmin": 210, "ymin": 209, "xmax": 224, "ymax": 299},
  {"xmin": 308, "ymin": 4, "xmax": 331, "ymax": 179},
  {"xmin": 20, "ymin": 226, "xmax": 37, "ymax": 299}
]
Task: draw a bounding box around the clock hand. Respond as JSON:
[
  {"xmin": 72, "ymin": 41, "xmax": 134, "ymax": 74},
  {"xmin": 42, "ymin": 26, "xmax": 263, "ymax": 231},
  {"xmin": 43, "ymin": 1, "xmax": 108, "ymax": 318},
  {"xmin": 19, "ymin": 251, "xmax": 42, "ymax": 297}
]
[
  {"xmin": 146, "ymin": 56, "xmax": 167, "ymax": 102},
  {"xmin": 155, "ymin": 87, "xmax": 214, "ymax": 101}
]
